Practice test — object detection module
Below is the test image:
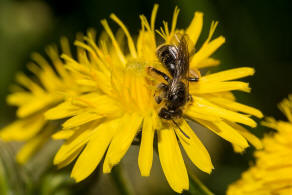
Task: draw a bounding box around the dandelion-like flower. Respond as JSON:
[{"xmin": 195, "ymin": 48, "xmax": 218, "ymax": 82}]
[
  {"xmin": 42, "ymin": 5, "xmax": 263, "ymax": 193},
  {"xmin": 227, "ymin": 96, "xmax": 292, "ymax": 195},
  {"xmin": 0, "ymin": 37, "xmax": 85, "ymax": 163}
]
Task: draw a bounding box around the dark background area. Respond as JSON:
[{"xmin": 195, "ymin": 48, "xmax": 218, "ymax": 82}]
[{"xmin": 0, "ymin": 0, "xmax": 292, "ymax": 194}]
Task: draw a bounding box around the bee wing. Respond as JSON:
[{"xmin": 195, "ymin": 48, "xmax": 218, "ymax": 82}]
[{"xmin": 176, "ymin": 35, "xmax": 190, "ymax": 79}]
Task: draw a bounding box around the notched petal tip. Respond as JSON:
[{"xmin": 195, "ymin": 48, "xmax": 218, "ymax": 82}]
[
  {"xmin": 71, "ymin": 174, "xmax": 83, "ymax": 183},
  {"xmin": 103, "ymin": 161, "xmax": 113, "ymax": 174},
  {"xmin": 178, "ymin": 120, "xmax": 214, "ymax": 174}
]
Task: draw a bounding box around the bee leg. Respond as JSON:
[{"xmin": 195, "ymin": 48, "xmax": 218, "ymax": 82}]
[
  {"xmin": 155, "ymin": 96, "xmax": 163, "ymax": 104},
  {"xmin": 159, "ymin": 108, "xmax": 182, "ymax": 120},
  {"xmin": 187, "ymin": 94, "xmax": 193, "ymax": 102},
  {"xmin": 157, "ymin": 82, "xmax": 168, "ymax": 90},
  {"xmin": 188, "ymin": 77, "xmax": 199, "ymax": 82},
  {"xmin": 159, "ymin": 108, "xmax": 172, "ymax": 120},
  {"xmin": 154, "ymin": 83, "xmax": 168, "ymax": 104},
  {"xmin": 189, "ymin": 68, "xmax": 201, "ymax": 82},
  {"xmin": 147, "ymin": 67, "xmax": 171, "ymax": 82}
]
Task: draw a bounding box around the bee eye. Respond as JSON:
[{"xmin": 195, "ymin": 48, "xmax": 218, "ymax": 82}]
[
  {"xmin": 177, "ymin": 90, "xmax": 183, "ymax": 96},
  {"xmin": 168, "ymin": 94, "xmax": 176, "ymax": 101}
]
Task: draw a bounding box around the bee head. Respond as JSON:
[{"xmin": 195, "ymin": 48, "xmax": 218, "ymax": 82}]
[{"xmin": 167, "ymin": 81, "xmax": 186, "ymax": 109}]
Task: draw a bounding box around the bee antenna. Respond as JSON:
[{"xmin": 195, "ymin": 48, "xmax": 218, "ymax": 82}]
[{"xmin": 172, "ymin": 119, "xmax": 190, "ymax": 139}]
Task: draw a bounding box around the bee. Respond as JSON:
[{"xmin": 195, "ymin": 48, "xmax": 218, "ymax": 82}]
[{"xmin": 148, "ymin": 35, "xmax": 199, "ymax": 138}]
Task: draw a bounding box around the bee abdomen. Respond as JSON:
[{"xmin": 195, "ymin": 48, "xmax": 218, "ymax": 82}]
[{"xmin": 156, "ymin": 45, "xmax": 178, "ymax": 77}]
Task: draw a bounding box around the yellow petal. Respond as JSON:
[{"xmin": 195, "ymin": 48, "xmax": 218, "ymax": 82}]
[
  {"xmin": 54, "ymin": 123, "xmax": 99, "ymax": 165},
  {"xmin": 150, "ymin": 4, "xmax": 159, "ymax": 31},
  {"xmin": 38, "ymin": 70, "xmax": 62, "ymax": 92},
  {"xmin": 71, "ymin": 119, "xmax": 120, "ymax": 182},
  {"xmin": 45, "ymin": 44, "xmax": 69, "ymax": 82},
  {"xmin": 110, "ymin": 14, "xmax": 137, "ymax": 58},
  {"xmin": 277, "ymin": 121, "xmax": 292, "ymax": 134},
  {"xmin": 196, "ymin": 119, "xmax": 249, "ymax": 149},
  {"xmin": 15, "ymin": 72, "xmax": 43, "ymax": 94},
  {"xmin": 75, "ymin": 79, "xmax": 97, "ymax": 88},
  {"xmin": 74, "ymin": 94, "xmax": 121, "ymax": 116},
  {"xmin": 227, "ymin": 121, "xmax": 263, "ymax": 150},
  {"xmin": 16, "ymin": 94, "xmax": 60, "ymax": 118},
  {"xmin": 52, "ymin": 130, "xmax": 74, "ymax": 140},
  {"xmin": 186, "ymin": 12, "xmax": 203, "ymax": 51},
  {"xmin": 178, "ymin": 120, "xmax": 213, "ymax": 173},
  {"xmin": 219, "ymin": 92, "xmax": 236, "ymax": 100},
  {"xmin": 189, "ymin": 97, "xmax": 257, "ymax": 127},
  {"xmin": 232, "ymin": 144, "xmax": 245, "ymax": 153},
  {"xmin": 74, "ymin": 41, "xmax": 106, "ymax": 74},
  {"xmin": 62, "ymin": 54, "xmax": 89, "ymax": 74},
  {"xmin": 100, "ymin": 19, "xmax": 126, "ymax": 65},
  {"xmin": 7, "ymin": 92, "xmax": 32, "ymax": 106},
  {"xmin": 190, "ymin": 36, "xmax": 225, "ymax": 68},
  {"xmin": 60, "ymin": 36, "xmax": 72, "ymax": 57},
  {"xmin": 278, "ymin": 98, "xmax": 292, "ymax": 123},
  {"xmin": 62, "ymin": 112, "xmax": 102, "ymax": 129},
  {"xmin": 16, "ymin": 125, "xmax": 53, "ymax": 164},
  {"xmin": 169, "ymin": 6, "xmax": 180, "ymax": 40},
  {"xmin": 103, "ymin": 114, "xmax": 142, "ymax": 173},
  {"xmin": 138, "ymin": 115, "xmax": 155, "ymax": 176},
  {"xmin": 206, "ymin": 96, "xmax": 263, "ymax": 118},
  {"xmin": 45, "ymin": 101, "xmax": 79, "ymax": 120},
  {"xmin": 261, "ymin": 117, "xmax": 278, "ymax": 130},
  {"xmin": 0, "ymin": 115, "xmax": 46, "ymax": 141},
  {"xmin": 57, "ymin": 147, "xmax": 83, "ymax": 169},
  {"xmin": 200, "ymin": 67, "xmax": 255, "ymax": 83},
  {"xmin": 184, "ymin": 108, "xmax": 221, "ymax": 122},
  {"xmin": 158, "ymin": 128, "xmax": 189, "ymax": 193},
  {"xmin": 190, "ymin": 81, "xmax": 251, "ymax": 94},
  {"xmin": 194, "ymin": 58, "xmax": 220, "ymax": 69}
]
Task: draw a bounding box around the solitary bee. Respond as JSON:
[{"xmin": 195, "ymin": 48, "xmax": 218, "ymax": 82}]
[{"xmin": 148, "ymin": 35, "xmax": 199, "ymax": 138}]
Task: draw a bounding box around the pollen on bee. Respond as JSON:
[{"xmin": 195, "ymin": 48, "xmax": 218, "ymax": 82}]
[
  {"xmin": 190, "ymin": 68, "xmax": 201, "ymax": 79},
  {"xmin": 125, "ymin": 60, "xmax": 150, "ymax": 76}
]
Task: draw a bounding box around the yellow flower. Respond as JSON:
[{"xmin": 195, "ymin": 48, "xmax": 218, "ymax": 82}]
[
  {"xmin": 227, "ymin": 96, "xmax": 292, "ymax": 195},
  {"xmin": 0, "ymin": 37, "xmax": 85, "ymax": 163},
  {"xmin": 43, "ymin": 5, "xmax": 263, "ymax": 193}
]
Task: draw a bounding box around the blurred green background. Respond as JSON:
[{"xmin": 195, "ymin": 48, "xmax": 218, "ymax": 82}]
[{"xmin": 0, "ymin": 0, "xmax": 292, "ymax": 194}]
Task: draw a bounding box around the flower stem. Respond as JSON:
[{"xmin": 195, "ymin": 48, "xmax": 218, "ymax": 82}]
[
  {"xmin": 111, "ymin": 164, "xmax": 135, "ymax": 195},
  {"xmin": 187, "ymin": 173, "xmax": 214, "ymax": 195}
]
